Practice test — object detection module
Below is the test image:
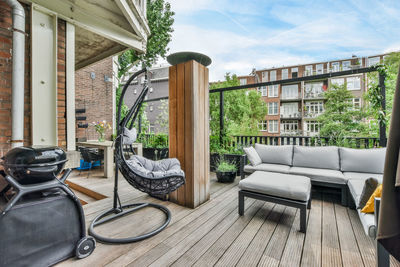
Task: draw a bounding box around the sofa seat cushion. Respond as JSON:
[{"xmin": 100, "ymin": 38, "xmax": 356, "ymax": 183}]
[
  {"xmin": 239, "ymin": 171, "xmax": 311, "ymax": 202},
  {"xmin": 340, "ymin": 147, "xmax": 386, "ymax": 173},
  {"xmin": 348, "ymin": 178, "xmax": 365, "ymax": 204},
  {"xmin": 254, "ymin": 144, "xmax": 293, "ymax": 165},
  {"xmin": 244, "ymin": 164, "xmax": 290, "ymax": 174},
  {"xmin": 292, "ymin": 146, "xmax": 340, "ymax": 170},
  {"xmin": 289, "ymin": 166, "xmax": 346, "ymax": 184},
  {"xmin": 343, "ymin": 172, "xmax": 383, "ymax": 183}
]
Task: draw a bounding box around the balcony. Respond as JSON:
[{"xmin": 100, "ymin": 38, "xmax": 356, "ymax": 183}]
[
  {"xmin": 280, "ymin": 95, "xmax": 301, "ymax": 102},
  {"xmin": 280, "ymin": 112, "xmax": 302, "ymax": 119},
  {"xmin": 303, "ymin": 111, "xmax": 323, "ymax": 118},
  {"xmin": 304, "ymin": 91, "xmax": 325, "ymax": 100}
]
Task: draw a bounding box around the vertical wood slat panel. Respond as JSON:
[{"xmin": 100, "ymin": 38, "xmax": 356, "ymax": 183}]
[
  {"xmin": 198, "ymin": 62, "xmax": 205, "ymax": 202},
  {"xmin": 184, "ymin": 61, "xmax": 194, "ymax": 208},
  {"xmin": 204, "ymin": 67, "xmax": 210, "ymax": 201},
  {"xmin": 168, "ymin": 66, "xmax": 177, "ymax": 201},
  {"xmin": 176, "ymin": 63, "xmax": 186, "ymax": 205},
  {"xmin": 192, "ymin": 61, "xmax": 200, "ymax": 208}
]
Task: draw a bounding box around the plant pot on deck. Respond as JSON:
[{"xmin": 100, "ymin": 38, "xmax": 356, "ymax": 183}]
[
  {"xmin": 216, "ymin": 171, "xmax": 236, "ymax": 183},
  {"xmin": 142, "ymin": 148, "xmax": 169, "ymax": 160}
]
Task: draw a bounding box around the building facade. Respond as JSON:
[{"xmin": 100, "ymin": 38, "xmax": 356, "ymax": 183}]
[{"xmin": 238, "ymin": 54, "xmax": 387, "ymax": 137}]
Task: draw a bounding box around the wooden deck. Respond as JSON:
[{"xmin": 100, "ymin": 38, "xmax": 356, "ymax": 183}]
[{"xmin": 59, "ymin": 170, "xmax": 400, "ymax": 267}]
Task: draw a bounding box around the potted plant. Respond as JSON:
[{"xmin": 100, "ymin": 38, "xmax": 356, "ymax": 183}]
[
  {"xmin": 91, "ymin": 120, "xmax": 111, "ymax": 142},
  {"xmin": 138, "ymin": 133, "xmax": 169, "ymax": 160},
  {"xmin": 215, "ymin": 157, "xmax": 237, "ymax": 183}
]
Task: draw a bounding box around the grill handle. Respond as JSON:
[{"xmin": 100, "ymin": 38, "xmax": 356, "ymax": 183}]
[{"xmin": 60, "ymin": 168, "xmax": 72, "ymax": 183}]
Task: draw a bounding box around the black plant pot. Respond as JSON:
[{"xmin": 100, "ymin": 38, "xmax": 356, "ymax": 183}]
[
  {"xmin": 210, "ymin": 153, "xmax": 219, "ymax": 171},
  {"xmin": 143, "ymin": 148, "xmax": 169, "ymax": 160},
  {"xmin": 216, "ymin": 171, "xmax": 236, "ymax": 183}
]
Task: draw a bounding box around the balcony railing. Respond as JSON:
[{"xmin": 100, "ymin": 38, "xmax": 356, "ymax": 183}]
[
  {"xmin": 280, "ymin": 113, "xmax": 302, "ymax": 119},
  {"xmin": 232, "ymin": 135, "xmax": 381, "ymax": 149},
  {"xmin": 304, "ymin": 92, "xmax": 324, "ymax": 99},
  {"xmin": 302, "ymin": 65, "xmax": 363, "ymax": 77},
  {"xmin": 303, "ymin": 112, "xmax": 323, "ymax": 118},
  {"xmin": 280, "ymin": 95, "xmax": 300, "ymax": 101}
]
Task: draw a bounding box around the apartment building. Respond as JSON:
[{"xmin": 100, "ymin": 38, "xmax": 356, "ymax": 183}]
[{"xmin": 238, "ymin": 54, "xmax": 387, "ymax": 137}]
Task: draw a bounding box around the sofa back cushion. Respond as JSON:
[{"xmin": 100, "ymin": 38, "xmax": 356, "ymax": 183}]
[
  {"xmin": 340, "ymin": 147, "xmax": 386, "ymax": 174},
  {"xmin": 254, "ymin": 144, "xmax": 293, "ymax": 165},
  {"xmin": 293, "ymin": 146, "xmax": 340, "ymax": 170}
]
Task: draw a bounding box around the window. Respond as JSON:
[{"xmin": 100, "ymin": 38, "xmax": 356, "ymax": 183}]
[
  {"xmin": 368, "ymin": 56, "xmax": 380, "ymax": 67},
  {"xmin": 281, "ymin": 84, "xmax": 298, "ymax": 99},
  {"xmin": 240, "ymin": 78, "xmax": 247, "ymax": 85},
  {"xmin": 258, "ymin": 120, "xmax": 267, "ymax": 131},
  {"xmin": 262, "ymin": 71, "xmax": 268, "ymax": 82},
  {"xmin": 347, "ymin": 76, "xmax": 361, "ymax": 90},
  {"xmin": 331, "ymin": 78, "xmax": 344, "ymax": 87},
  {"xmin": 268, "ymin": 120, "xmax": 278, "ymax": 133},
  {"xmin": 305, "ymin": 120, "xmax": 320, "ymax": 135},
  {"xmin": 268, "ymin": 102, "xmax": 278, "ymax": 115},
  {"xmin": 305, "ymin": 101, "xmax": 324, "ymax": 117},
  {"xmin": 281, "ymin": 120, "xmax": 298, "ymax": 134},
  {"xmin": 316, "ymin": 64, "xmax": 324, "ymax": 74},
  {"xmin": 268, "ymin": 85, "xmax": 278, "ymax": 97},
  {"xmin": 270, "ymin": 70, "xmax": 277, "ymax": 81},
  {"xmin": 352, "ymin": 98, "xmax": 361, "ymax": 109},
  {"xmin": 331, "ymin": 62, "xmax": 340, "ymax": 72},
  {"xmin": 305, "ymin": 65, "xmax": 313, "ymax": 76},
  {"xmin": 342, "ymin": 61, "xmax": 351, "ymax": 70},
  {"xmin": 281, "ymin": 103, "xmax": 299, "ymax": 117},
  {"xmin": 281, "ymin": 69, "xmax": 288, "ymax": 80},
  {"xmin": 291, "ymin": 67, "xmax": 298, "ymax": 78},
  {"xmin": 258, "ymin": 86, "xmax": 267, "ymax": 96},
  {"xmin": 305, "ymin": 82, "xmax": 323, "ymax": 98}
]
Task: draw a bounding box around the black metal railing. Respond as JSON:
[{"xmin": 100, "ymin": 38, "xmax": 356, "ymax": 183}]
[{"xmin": 231, "ymin": 135, "xmax": 381, "ymax": 149}]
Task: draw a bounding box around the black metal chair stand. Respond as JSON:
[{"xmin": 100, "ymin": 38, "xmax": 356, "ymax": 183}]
[{"xmin": 88, "ymin": 68, "xmax": 184, "ymax": 244}]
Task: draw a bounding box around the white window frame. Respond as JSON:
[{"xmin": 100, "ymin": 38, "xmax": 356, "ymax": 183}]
[
  {"xmin": 270, "ymin": 70, "xmax": 277, "ymax": 81},
  {"xmin": 240, "ymin": 78, "xmax": 247, "ymax": 85},
  {"xmin": 268, "ymin": 102, "xmax": 278, "ymax": 115},
  {"xmin": 305, "ymin": 82, "xmax": 323, "ymax": 98},
  {"xmin": 352, "ymin": 98, "xmax": 361, "ymax": 110},
  {"xmin": 305, "ymin": 120, "xmax": 320, "ymax": 135},
  {"xmin": 258, "ymin": 120, "xmax": 267, "ymax": 131},
  {"xmin": 268, "ymin": 85, "xmax": 278, "ymax": 98},
  {"xmin": 331, "ymin": 78, "xmax": 344, "ymax": 87},
  {"xmin": 347, "ymin": 76, "xmax": 361, "ymax": 90},
  {"xmin": 281, "ymin": 120, "xmax": 298, "ymax": 134},
  {"xmin": 281, "ymin": 69, "xmax": 288, "ymax": 80},
  {"xmin": 281, "ymin": 84, "xmax": 298, "ymax": 100},
  {"xmin": 268, "ymin": 120, "xmax": 278, "ymax": 133},
  {"xmin": 316, "ymin": 64, "xmax": 324, "ymax": 74},
  {"xmin": 281, "ymin": 103, "xmax": 299, "ymax": 117},
  {"xmin": 368, "ymin": 56, "xmax": 380, "ymax": 67},
  {"xmin": 261, "ymin": 71, "xmax": 268, "ymax": 82},
  {"xmin": 258, "ymin": 86, "xmax": 267, "ymax": 96},
  {"xmin": 291, "ymin": 67, "xmax": 298, "ymax": 78},
  {"xmin": 331, "ymin": 62, "xmax": 340, "ymax": 72},
  {"xmin": 305, "ymin": 101, "xmax": 324, "ymax": 117},
  {"xmin": 305, "ymin": 65, "xmax": 313, "ymax": 76},
  {"xmin": 342, "ymin": 61, "xmax": 351, "ymax": 70}
]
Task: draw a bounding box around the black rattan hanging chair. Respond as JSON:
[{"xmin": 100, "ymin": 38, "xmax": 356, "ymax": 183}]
[{"xmin": 89, "ymin": 68, "xmax": 185, "ymax": 244}]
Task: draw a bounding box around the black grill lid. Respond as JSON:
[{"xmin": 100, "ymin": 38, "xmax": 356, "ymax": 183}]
[{"xmin": 1, "ymin": 146, "xmax": 67, "ymax": 167}]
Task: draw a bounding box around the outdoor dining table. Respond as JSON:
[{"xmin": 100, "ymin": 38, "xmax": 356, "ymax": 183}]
[{"xmin": 76, "ymin": 140, "xmax": 143, "ymax": 178}]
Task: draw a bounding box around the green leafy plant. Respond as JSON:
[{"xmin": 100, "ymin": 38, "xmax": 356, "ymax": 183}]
[{"xmin": 216, "ymin": 158, "xmax": 237, "ymax": 172}]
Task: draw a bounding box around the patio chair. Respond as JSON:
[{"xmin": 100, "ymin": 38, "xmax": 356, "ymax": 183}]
[
  {"xmin": 77, "ymin": 147, "xmax": 103, "ymax": 178},
  {"xmin": 88, "ymin": 68, "xmax": 185, "ymax": 244}
]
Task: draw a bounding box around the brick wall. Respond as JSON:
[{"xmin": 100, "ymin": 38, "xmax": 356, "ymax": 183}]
[
  {"xmin": 0, "ymin": 2, "xmax": 31, "ymax": 157},
  {"xmin": 75, "ymin": 57, "xmax": 114, "ymax": 141},
  {"xmin": 57, "ymin": 19, "xmax": 67, "ymax": 148}
]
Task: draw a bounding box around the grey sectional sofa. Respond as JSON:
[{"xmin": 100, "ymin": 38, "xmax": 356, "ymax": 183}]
[{"xmin": 243, "ymin": 143, "xmax": 386, "ymax": 238}]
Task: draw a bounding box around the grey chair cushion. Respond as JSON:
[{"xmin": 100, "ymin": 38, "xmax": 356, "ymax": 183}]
[
  {"xmin": 254, "ymin": 144, "xmax": 293, "ymax": 165},
  {"xmin": 358, "ymin": 208, "xmax": 377, "ymax": 238},
  {"xmin": 358, "ymin": 177, "xmax": 379, "ymax": 209},
  {"xmin": 244, "ymin": 163, "xmax": 290, "ymax": 174},
  {"xmin": 289, "ymin": 166, "xmax": 346, "ymax": 184},
  {"xmin": 243, "ymin": 146, "xmax": 262, "ymax": 166},
  {"xmin": 239, "ymin": 171, "xmax": 311, "ymax": 202},
  {"xmin": 123, "ymin": 127, "xmax": 137, "ymax": 145},
  {"xmin": 292, "ymin": 146, "xmax": 340, "ymax": 170},
  {"xmin": 348, "ymin": 178, "xmax": 365, "ymax": 205},
  {"xmin": 343, "ymin": 172, "xmax": 383, "ymax": 183},
  {"xmin": 126, "ymin": 155, "xmax": 184, "ymax": 178},
  {"xmin": 339, "ymin": 147, "xmax": 386, "ymax": 174}
]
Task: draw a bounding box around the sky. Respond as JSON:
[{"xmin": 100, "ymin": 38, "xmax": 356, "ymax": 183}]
[{"xmin": 157, "ymin": 0, "xmax": 400, "ymax": 82}]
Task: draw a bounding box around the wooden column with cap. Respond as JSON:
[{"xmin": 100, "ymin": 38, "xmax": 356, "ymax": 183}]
[{"xmin": 169, "ymin": 60, "xmax": 210, "ymax": 208}]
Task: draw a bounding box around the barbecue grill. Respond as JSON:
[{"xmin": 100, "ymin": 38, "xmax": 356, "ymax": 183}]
[{"xmin": 1, "ymin": 146, "xmax": 67, "ymax": 185}]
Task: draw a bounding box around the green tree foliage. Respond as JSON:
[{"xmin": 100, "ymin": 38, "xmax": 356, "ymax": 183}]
[
  {"xmin": 318, "ymin": 84, "xmax": 368, "ymax": 141},
  {"xmin": 209, "ymin": 73, "xmax": 268, "ymax": 139},
  {"xmin": 365, "ymin": 52, "xmax": 400, "ymax": 135},
  {"xmin": 118, "ymin": 0, "xmax": 174, "ymax": 78}
]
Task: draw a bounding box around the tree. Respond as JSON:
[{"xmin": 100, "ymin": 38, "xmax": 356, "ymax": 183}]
[
  {"xmin": 318, "ymin": 84, "xmax": 368, "ymax": 141},
  {"xmin": 118, "ymin": 0, "xmax": 175, "ymax": 78},
  {"xmin": 365, "ymin": 52, "xmax": 400, "ymax": 136},
  {"xmin": 209, "ymin": 73, "xmax": 268, "ymax": 141}
]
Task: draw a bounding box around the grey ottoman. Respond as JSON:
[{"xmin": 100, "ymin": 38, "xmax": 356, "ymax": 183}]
[{"xmin": 238, "ymin": 171, "xmax": 311, "ymax": 233}]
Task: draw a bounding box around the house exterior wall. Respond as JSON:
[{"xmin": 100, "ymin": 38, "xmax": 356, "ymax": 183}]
[
  {"xmin": 0, "ymin": 2, "xmax": 31, "ymax": 157},
  {"xmin": 75, "ymin": 57, "xmax": 114, "ymax": 141},
  {"xmin": 57, "ymin": 19, "xmax": 67, "ymax": 148}
]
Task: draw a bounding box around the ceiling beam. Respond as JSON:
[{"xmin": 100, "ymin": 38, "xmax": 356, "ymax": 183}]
[{"xmin": 75, "ymin": 45, "xmax": 126, "ymax": 70}]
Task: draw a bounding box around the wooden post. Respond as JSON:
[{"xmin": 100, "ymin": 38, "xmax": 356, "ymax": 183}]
[{"xmin": 169, "ymin": 60, "xmax": 210, "ymax": 208}]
